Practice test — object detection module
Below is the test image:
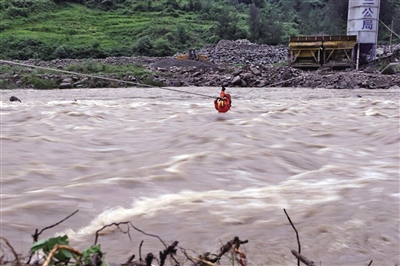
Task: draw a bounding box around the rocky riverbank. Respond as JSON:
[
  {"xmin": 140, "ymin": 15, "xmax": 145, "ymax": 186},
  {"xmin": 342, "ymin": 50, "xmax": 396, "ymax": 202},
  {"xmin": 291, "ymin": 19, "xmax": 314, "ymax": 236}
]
[{"xmin": 1, "ymin": 40, "xmax": 399, "ymax": 90}]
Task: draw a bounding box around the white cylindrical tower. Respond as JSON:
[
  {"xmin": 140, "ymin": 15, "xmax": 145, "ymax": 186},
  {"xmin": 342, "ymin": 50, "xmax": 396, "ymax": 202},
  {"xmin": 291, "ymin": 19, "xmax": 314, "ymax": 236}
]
[{"xmin": 347, "ymin": 0, "xmax": 380, "ymax": 62}]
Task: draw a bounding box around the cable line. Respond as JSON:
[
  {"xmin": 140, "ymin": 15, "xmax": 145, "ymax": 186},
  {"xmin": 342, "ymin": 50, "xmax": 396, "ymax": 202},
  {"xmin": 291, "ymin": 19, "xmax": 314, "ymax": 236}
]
[{"xmin": 0, "ymin": 59, "xmax": 216, "ymax": 99}]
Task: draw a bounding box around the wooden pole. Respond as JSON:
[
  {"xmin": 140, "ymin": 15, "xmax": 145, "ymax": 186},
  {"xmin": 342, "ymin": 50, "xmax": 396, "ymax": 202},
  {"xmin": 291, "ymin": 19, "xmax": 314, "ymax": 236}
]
[
  {"xmin": 356, "ymin": 31, "xmax": 360, "ymax": 70},
  {"xmin": 389, "ymin": 20, "xmax": 394, "ymax": 53},
  {"xmin": 379, "ymin": 19, "xmax": 400, "ymax": 39}
]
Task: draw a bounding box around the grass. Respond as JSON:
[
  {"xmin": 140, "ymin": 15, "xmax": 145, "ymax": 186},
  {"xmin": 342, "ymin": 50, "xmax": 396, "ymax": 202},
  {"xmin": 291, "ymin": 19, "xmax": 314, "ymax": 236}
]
[
  {"xmin": 2, "ymin": 5, "xmax": 122, "ymax": 48},
  {"xmin": 273, "ymin": 60, "xmax": 288, "ymax": 67},
  {"xmin": 65, "ymin": 61, "xmax": 150, "ymax": 78},
  {"xmin": 0, "ymin": 61, "xmax": 164, "ymax": 89},
  {"xmin": 0, "ymin": 3, "xmax": 215, "ymax": 52}
]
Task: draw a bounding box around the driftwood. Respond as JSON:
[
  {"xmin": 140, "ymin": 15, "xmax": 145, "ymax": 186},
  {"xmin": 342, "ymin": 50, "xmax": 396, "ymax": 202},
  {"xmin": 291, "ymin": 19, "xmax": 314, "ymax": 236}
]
[
  {"xmin": 284, "ymin": 209, "xmax": 374, "ymax": 266},
  {"xmin": 284, "ymin": 208, "xmax": 302, "ymax": 266},
  {"xmin": 188, "ymin": 236, "xmax": 248, "ymax": 266},
  {"xmin": 0, "ymin": 210, "xmax": 378, "ymax": 266},
  {"xmin": 291, "ymin": 250, "xmax": 316, "ymax": 266}
]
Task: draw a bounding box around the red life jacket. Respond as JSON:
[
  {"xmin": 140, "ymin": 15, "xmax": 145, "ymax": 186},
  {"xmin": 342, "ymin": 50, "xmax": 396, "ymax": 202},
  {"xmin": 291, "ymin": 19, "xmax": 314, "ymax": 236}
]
[{"xmin": 214, "ymin": 91, "xmax": 231, "ymax": 113}]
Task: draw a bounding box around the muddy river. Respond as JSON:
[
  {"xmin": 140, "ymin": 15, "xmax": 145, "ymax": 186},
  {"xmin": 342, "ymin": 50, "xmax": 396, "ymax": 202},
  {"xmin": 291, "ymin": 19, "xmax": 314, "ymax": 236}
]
[{"xmin": 1, "ymin": 87, "xmax": 399, "ymax": 265}]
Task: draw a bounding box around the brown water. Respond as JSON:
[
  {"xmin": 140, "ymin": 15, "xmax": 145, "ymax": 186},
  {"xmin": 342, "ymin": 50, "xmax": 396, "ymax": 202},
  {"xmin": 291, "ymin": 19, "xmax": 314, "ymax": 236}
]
[{"xmin": 1, "ymin": 87, "xmax": 399, "ymax": 266}]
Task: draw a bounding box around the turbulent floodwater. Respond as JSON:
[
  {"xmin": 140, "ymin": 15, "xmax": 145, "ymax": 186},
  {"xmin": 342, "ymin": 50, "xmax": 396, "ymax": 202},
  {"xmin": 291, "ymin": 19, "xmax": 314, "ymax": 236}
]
[{"xmin": 1, "ymin": 87, "xmax": 399, "ymax": 266}]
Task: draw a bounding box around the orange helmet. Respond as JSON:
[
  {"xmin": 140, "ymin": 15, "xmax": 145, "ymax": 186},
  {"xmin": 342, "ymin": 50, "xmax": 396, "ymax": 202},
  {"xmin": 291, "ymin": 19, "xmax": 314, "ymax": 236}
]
[{"xmin": 218, "ymin": 100, "xmax": 225, "ymax": 108}]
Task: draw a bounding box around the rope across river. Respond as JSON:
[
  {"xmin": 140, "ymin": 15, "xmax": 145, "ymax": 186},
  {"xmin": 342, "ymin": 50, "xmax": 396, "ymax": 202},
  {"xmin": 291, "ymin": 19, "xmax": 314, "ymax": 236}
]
[{"xmin": 0, "ymin": 59, "xmax": 216, "ymax": 99}]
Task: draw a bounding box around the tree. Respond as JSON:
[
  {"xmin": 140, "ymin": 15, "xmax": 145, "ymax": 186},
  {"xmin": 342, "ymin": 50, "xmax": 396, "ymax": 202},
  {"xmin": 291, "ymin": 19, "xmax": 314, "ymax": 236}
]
[
  {"xmin": 187, "ymin": 0, "xmax": 201, "ymax": 11},
  {"xmin": 249, "ymin": 4, "xmax": 261, "ymax": 41},
  {"xmin": 253, "ymin": 0, "xmax": 265, "ymax": 8},
  {"xmin": 296, "ymin": 1, "xmax": 325, "ymax": 35},
  {"xmin": 133, "ymin": 36, "xmax": 153, "ymax": 56},
  {"xmin": 177, "ymin": 24, "xmax": 188, "ymax": 45},
  {"xmin": 212, "ymin": 8, "xmax": 243, "ymax": 40},
  {"xmin": 322, "ymin": 0, "xmax": 348, "ymax": 35},
  {"xmin": 260, "ymin": 15, "xmax": 284, "ymax": 44},
  {"xmin": 152, "ymin": 38, "xmax": 175, "ymax": 56},
  {"xmin": 164, "ymin": 0, "xmax": 180, "ymax": 10},
  {"xmin": 278, "ymin": 0, "xmax": 297, "ymax": 22}
]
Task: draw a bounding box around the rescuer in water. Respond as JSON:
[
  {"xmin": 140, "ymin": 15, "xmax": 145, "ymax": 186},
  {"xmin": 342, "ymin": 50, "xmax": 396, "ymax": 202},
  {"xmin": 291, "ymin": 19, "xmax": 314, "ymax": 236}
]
[{"xmin": 214, "ymin": 86, "xmax": 231, "ymax": 113}]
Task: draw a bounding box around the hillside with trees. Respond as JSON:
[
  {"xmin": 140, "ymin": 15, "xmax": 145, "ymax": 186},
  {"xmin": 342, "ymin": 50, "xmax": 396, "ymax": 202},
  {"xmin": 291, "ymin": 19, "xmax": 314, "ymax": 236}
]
[{"xmin": 0, "ymin": 0, "xmax": 399, "ymax": 60}]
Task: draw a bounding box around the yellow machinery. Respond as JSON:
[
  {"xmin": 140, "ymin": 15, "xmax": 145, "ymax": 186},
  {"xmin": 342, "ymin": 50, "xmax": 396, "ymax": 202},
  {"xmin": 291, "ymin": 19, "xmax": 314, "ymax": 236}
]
[
  {"xmin": 176, "ymin": 49, "xmax": 209, "ymax": 62},
  {"xmin": 289, "ymin": 35, "xmax": 357, "ymax": 69}
]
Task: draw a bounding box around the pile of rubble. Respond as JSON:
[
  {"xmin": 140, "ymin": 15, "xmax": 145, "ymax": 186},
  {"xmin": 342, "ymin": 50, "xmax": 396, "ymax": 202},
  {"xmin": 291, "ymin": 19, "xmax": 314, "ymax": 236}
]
[
  {"xmin": 197, "ymin": 39, "xmax": 288, "ymax": 65},
  {"xmin": 1, "ymin": 39, "xmax": 399, "ymax": 90},
  {"xmin": 151, "ymin": 39, "xmax": 400, "ymax": 89},
  {"xmin": 151, "ymin": 60, "xmax": 400, "ymax": 89}
]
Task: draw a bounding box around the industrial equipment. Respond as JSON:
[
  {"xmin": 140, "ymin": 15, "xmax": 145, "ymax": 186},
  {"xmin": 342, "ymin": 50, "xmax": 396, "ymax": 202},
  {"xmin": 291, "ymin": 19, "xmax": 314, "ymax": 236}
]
[
  {"xmin": 176, "ymin": 49, "xmax": 209, "ymax": 62},
  {"xmin": 289, "ymin": 35, "xmax": 357, "ymax": 69}
]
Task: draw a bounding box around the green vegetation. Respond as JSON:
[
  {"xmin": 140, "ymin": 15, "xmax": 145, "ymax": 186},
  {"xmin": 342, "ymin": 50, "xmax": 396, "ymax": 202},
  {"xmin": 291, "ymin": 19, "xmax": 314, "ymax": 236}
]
[
  {"xmin": 0, "ymin": 61, "xmax": 162, "ymax": 89},
  {"xmin": 0, "ymin": 0, "xmax": 399, "ymax": 60},
  {"xmin": 21, "ymin": 74, "xmax": 58, "ymax": 89},
  {"xmin": 31, "ymin": 235, "xmax": 106, "ymax": 266}
]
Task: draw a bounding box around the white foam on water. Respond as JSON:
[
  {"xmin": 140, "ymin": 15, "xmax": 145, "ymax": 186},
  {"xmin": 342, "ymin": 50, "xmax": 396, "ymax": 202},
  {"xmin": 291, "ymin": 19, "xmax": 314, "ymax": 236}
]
[
  {"xmin": 72, "ymin": 125, "xmax": 95, "ymax": 130},
  {"xmin": 59, "ymin": 172, "xmax": 367, "ymax": 242},
  {"xmin": 140, "ymin": 152, "xmax": 210, "ymax": 174},
  {"xmin": 164, "ymin": 154, "xmax": 193, "ymax": 173},
  {"xmin": 364, "ymin": 108, "xmax": 388, "ymax": 117}
]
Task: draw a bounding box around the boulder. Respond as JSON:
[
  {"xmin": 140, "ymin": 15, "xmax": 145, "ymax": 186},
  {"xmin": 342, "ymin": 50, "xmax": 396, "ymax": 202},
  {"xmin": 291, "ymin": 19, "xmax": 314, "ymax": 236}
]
[{"xmin": 59, "ymin": 82, "xmax": 72, "ymax": 89}]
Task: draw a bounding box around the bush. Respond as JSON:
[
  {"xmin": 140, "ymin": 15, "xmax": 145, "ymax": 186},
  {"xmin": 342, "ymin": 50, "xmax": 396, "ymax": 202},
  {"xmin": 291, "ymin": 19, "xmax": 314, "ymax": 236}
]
[
  {"xmin": 176, "ymin": 25, "xmax": 188, "ymax": 45},
  {"xmin": 205, "ymin": 35, "xmax": 220, "ymax": 44},
  {"xmin": 6, "ymin": 6, "xmax": 30, "ymax": 17},
  {"xmin": 0, "ymin": 37, "xmax": 57, "ymax": 60},
  {"xmin": 0, "ymin": 80, "xmax": 15, "ymax": 90},
  {"xmin": 4, "ymin": 0, "xmax": 55, "ymax": 18},
  {"xmin": 164, "ymin": 0, "xmax": 181, "ymax": 10},
  {"xmin": 21, "ymin": 74, "xmax": 58, "ymax": 89},
  {"xmin": 133, "ymin": 36, "xmax": 153, "ymax": 56},
  {"xmin": 108, "ymin": 46, "xmax": 132, "ymax": 57},
  {"xmin": 53, "ymin": 45, "xmax": 70, "ymax": 59},
  {"xmin": 131, "ymin": 2, "xmax": 148, "ymax": 12},
  {"xmin": 0, "ymin": 22, "xmax": 12, "ymax": 32},
  {"xmin": 152, "ymin": 38, "xmax": 175, "ymax": 56},
  {"xmin": 142, "ymin": 77, "xmax": 165, "ymax": 87}
]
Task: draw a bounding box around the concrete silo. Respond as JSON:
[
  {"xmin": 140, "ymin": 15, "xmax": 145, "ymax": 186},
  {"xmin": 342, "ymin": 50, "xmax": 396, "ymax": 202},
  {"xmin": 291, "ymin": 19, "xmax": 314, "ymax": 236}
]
[{"xmin": 347, "ymin": 0, "xmax": 381, "ymax": 65}]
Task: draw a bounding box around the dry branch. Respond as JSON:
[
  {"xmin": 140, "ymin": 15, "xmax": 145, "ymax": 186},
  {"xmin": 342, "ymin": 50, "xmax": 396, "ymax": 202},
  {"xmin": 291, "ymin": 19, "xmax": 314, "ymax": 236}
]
[
  {"xmin": 145, "ymin": 253, "xmax": 154, "ymax": 266},
  {"xmin": 284, "ymin": 208, "xmax": 301, "ymax": 266},
  {"xmin": 159, "ymin": 241, "xmax": 178, "ymax": 266},
  {"xmin": 42, "ymin": 245, "xmax": 82, "ymax": 266},
  {"xmin": 27, "ymin": 210, "xmax": 79, "ymax": 264},
  {"xmin": 94, "ymin": 221, "xmax": 130, "ymax": 245},
  {"xmin": 32, "ymin": 210, "xmax": 79, "ymax": 242},
  {"xmin": 194, "ymin": 236, "xmax": 248, "ymax": 265},
  {"xmin": 129, "ymin": 222, "xmax": 167, "ymax": 248},
  {"xmin": 0, "ymin": 237, "xmax": 20, "ymax": 266},
  {"xmin": 291, "ymin": 250, "xmax": 316, "ymax": 266},
  {"xmin": 189, "ymin": 256, "xmax": 216, "ymax": 266}
]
